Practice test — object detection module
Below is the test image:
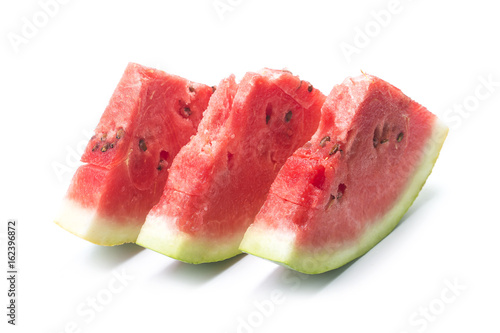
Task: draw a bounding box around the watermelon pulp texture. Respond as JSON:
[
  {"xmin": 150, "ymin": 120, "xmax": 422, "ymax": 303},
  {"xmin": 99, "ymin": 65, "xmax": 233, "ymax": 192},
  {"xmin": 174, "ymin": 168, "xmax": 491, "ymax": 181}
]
[
  {"xmin": 136, "ymin": 69, "xmax": 326, "ymax": 263},
  {"xmin": 240, "ymin": 74, "xmax": 448, "ymax": 274},
  {"xmin": 55, "ymin": 63, "xmax": 213, "ymax": 245}
]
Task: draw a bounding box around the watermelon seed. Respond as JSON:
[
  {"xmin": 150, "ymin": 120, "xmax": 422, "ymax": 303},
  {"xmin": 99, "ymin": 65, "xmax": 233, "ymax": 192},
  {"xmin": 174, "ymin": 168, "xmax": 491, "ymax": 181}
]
[
  {"xmin": 373, "ymin": 125, "xmax": 382, "ymax": 148},
  {"xmin": 101, "ymin": 133, "xmax": 107, "ymax": 141},
  {"xmin": 380, "ymin": 139, "xmax": 389, "ymax": 144},
  {"xmin": 319, "ymin": 136, "xmax": 331, "ymax": 147},
  {"xmin": 326, "ymin": 194, "xmax": 335, "ymax": 210},
  {"xmin": 397, "ymin": 132, "xmax": 404, "ymax": 142},
  {"xmin": 157, "ymin": 151, "xmax": 169, "ymax": 171},
  {"xmin": 182, "ymin": 107, "xmax": 192, "ymax": 118},
  {"xmin": 307, "ymin": 84, "xmax": 313, "ymax": 92},
  {"xmin": 212, "ymin": 86, "xmax": 217, "ymax": 93},
  {"xmin": 100, "ymin": 143, "xmax": 109, "ymax": 152},
  {"xmin": 157, "ymin": 160, "xmax": 167, "ymax": 171},
  {"xmin": 92, "ymin": 143, "xmax": 99, "ymax": 152},
  {"xmin": 188, "ymin": 85, "xmax": 195, "ymax": 93},
  {"xmin": 266, "ymin": 103, "xmax": 273, "ymax": 124},
  {"xmin": 139, "ymin": 139, "xmax": 147, "ymax": 152},
  {"xmin": 109, "ymin": 143, "xmax": 114, "ymax": 149},
  {"xmin": 285, "ymin": 110, "xmax": 293, "ymax": 122},
  {"xmin": 116, "ymin": 128, "xmax": 124, "ymax": 140},
  {"xmin": 329, "ymin": 143, "xmax": 340, "ymax": 155}
]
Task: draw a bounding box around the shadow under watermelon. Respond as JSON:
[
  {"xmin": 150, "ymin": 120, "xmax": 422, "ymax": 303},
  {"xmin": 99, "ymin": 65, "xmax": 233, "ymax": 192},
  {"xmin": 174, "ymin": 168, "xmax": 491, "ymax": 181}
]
[
  {"xmin": 244, "ymin": 186, "xmax": 439, "ymax": 297},
  {"xmin": 84, "ymin": 243, "xmax": 144, "ymax": 269},
  {"xmin": 254, "ymin": 258, "xmax": 359, "ymax": 296},
  {"xmin": 159, "ymin": 253, "xmax": 246, "ymax": 285}
]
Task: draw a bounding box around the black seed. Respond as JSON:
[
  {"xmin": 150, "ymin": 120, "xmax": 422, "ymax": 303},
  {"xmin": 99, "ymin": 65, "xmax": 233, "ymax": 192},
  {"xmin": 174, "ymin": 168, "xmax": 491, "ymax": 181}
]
[
  {"xmin": 373, "ymin": 126, "xmax": 381, "ymax": 148},
  {"xmin": 116, "ymin": 128, "xmax": 124, "ymax": 140},
  {"xmin": 265, "ymin": 103, "xmax": 273, "ymax": 124},
  {"xmin": 212, "ymin": 86, "xmax": 217, "ymax": 93},
  {"xmin": 139, "ymin": 139, "xmax": 147, "ymax": 152},
  {"xmin": 397, "ymin": 132, "xmax": 404, "ymax": 142},
  {"xmin": 157, "ymin": 164, "xmax": 163, "ymax": 171},
  {"xmin": 109, "ymin": 143, "xmax": 114, "ymax": 149},
  {"xmin": 329, "ymin": 143, "xmax": 340, "ymax": 155},
  {"xmin": 179, "ymin": 106, "xmax": 192, "ymax": 118},
  {"xmin": 92, "ymin": 143, "xmax": 99, "ymax": 152},
  {"xmin": 101, "ymin": 143, "xmax": 109, "ymax": 152},
  {"xmin": 380, "ymin": 139, "xmax": 389, "ymax": 144},
  {"xmin": 284, "ymin": 110, "xmax": 293, "ymax": 122},
  {"xmin": 189, "ymin": 85, "xmax": 195, "ymax": 93},
  {"xmin": 319, "ymin": 136, "xmax": 331, "ymax": 147},
  {"xmin": 307, "ymin": 84, "xmax": 313, "ymax": 92}
]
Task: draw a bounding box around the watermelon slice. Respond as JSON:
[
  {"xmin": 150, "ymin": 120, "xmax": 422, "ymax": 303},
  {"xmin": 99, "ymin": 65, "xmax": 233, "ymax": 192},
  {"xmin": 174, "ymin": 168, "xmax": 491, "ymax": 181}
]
[
  {"xmin": 136, "ymin": 69, "xmax": 326, "ymax": 263},
  {"xmin": 55, "ymin": 63, "xmax": 213, "ymax": 245},
  {"xmin": 240, "ymin": 74, "xmax": 448, "ymax": 274}
]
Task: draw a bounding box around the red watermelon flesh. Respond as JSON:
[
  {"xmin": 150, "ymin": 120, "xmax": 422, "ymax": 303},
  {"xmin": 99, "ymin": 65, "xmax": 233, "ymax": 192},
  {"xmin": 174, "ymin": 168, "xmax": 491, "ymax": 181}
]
[
  {"xmin": 55, "ymin": 63, "xmax": 213, "ymax": 245},
  {"xmin": 240, "ymin": 74, "xmax": 448, "ymax": 274},
  {"xmin": 136, "ymin": 69, "xmax": 326, "ymax": 262}
]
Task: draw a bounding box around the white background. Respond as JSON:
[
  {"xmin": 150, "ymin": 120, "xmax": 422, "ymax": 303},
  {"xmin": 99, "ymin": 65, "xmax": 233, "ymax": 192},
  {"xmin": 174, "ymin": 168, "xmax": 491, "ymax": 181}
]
[{"xmin": 1, "ymin": 0, "xmax": 499, "ymax": 332}]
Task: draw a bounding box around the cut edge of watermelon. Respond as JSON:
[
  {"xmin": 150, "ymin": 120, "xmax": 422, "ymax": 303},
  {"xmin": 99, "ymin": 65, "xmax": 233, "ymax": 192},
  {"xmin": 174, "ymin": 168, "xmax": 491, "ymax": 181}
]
[
  {"xmin": 136, "ymin": 215, "xmax": 242, "ymax": 263},
  {"xmin": 240, "ymin": 117, "xmax": 448, "ymax": 274},
  {"xmin": 54, "ymin": 199, "xmax": 141, "ymax": 246}
]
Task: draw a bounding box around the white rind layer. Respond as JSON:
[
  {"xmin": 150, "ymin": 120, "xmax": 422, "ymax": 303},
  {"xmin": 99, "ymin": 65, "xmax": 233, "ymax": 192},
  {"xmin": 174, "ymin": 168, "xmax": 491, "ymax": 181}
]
[
  {"xmin": 240, "ymin": 118, "xmax": 449, "ymax": 274},
  {"xmin": 136, "ymin": 214, "xmax": 243, "ymax": 263},
  {"xmin": 55, "ymin": 199, "xmax": 141, "ymax": 246}
]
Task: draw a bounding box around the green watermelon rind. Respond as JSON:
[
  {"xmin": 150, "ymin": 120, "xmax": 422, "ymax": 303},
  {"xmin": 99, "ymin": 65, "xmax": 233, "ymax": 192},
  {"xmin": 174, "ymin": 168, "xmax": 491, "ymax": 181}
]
[
  {"xmin": 54, "ymin": 199, "xmax": 140, "ymax": 246},
  {"xmin": 136, "ymin": 215, "xmax": 242, "ymax": 263},
  {"xmin": 239, "ymin": 118, "xmax": 448, "ymax": 274}
]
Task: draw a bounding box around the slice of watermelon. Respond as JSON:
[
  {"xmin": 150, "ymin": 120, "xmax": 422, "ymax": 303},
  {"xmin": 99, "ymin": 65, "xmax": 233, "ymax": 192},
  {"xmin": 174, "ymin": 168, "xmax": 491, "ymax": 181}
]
[
  {"xmin": 55, "ymin": 63, "xmax": 213, "ymax": 245},
  {"xmin": 136, "ymin": 69, "xmax": 326, "ymax": 263},
  {"xmin": 240, "ymin": 74, "xmax": 448, "ymax": 274}
]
